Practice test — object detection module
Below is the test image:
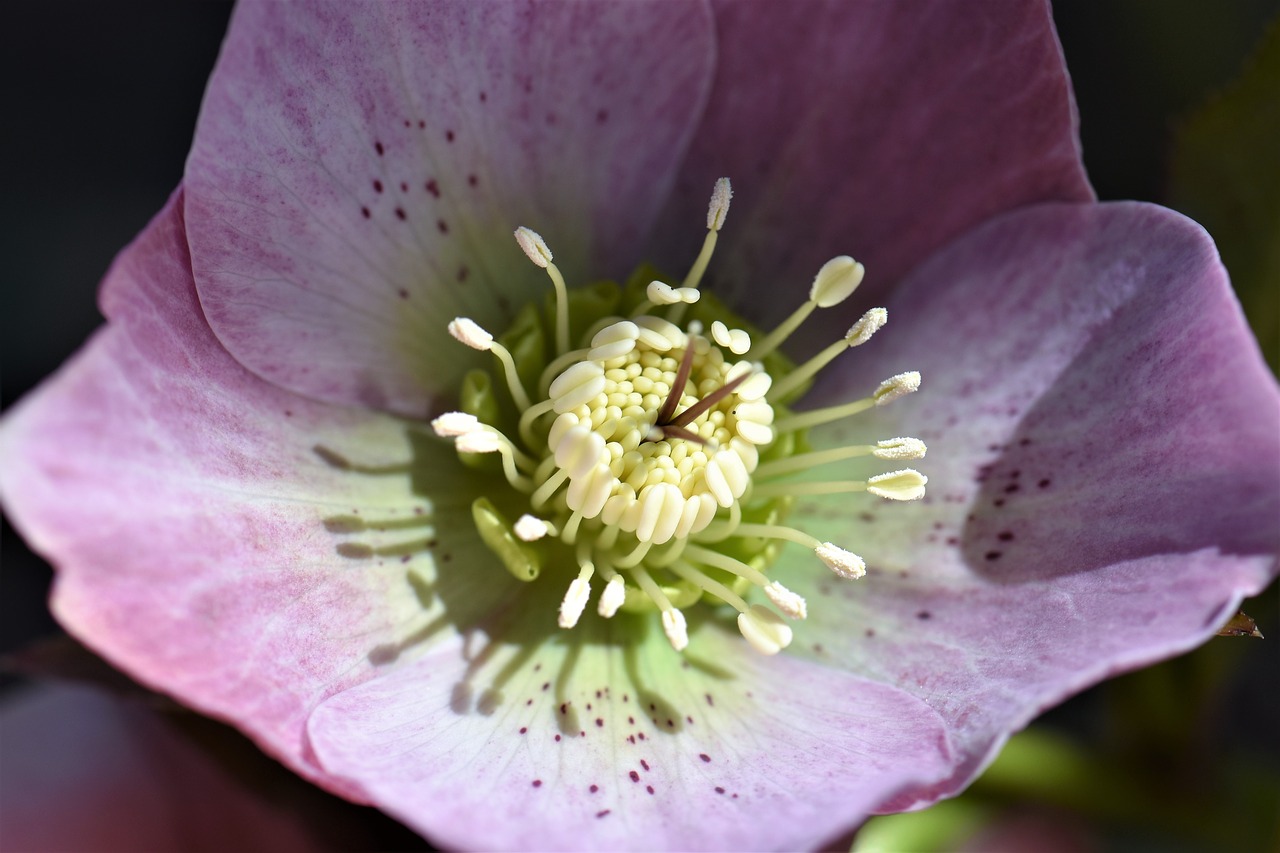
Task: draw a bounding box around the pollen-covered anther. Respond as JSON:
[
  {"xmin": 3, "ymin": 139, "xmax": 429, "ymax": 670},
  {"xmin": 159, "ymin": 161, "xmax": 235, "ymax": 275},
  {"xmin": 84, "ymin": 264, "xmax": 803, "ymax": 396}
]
[
  {"xmin": 706, "ymin": 177, "xmax": 732, "ymax": 231},
  {"xmin": 431, "ymin": 411, "xmax": 481, "ymax": 437},
  {"xmin": 867, "ymin": 469, "xmax": 929, "ymax": 501},
  {"xmin": 873, "ymin": 437, "xmax": 928, "ymax": 460},
  {"xmin": 662, "ymin": 608, "xmax": 690, "ymax": 652},
  {"xmin": 514, "ymin": 514, "xmax": 552, "ymax": 541},
  {"xmin": 448, "ymin": 317, "xmax": 493, "ymax": 351},
  {"xmin": 764, "ymin": 581, "xmax": 807, "ymax": 620},
  {"xmin": 845, "ymin": 307, "xmax": 888, "ymax": 347},
  {"xmin": 598, "ymin": 575, "xmax": 626, "ymax": 618},
  {"xmin": 737, "ymin": 605, "xmax": 793, "ymax": 655},
  {"xmin": 874, "ymin": 371, "xmax": 922, "ymax": 405},
  {"xmin": 514, "ymin": 226, "xmax": 552, "ymax": 268},
  {"xmin": 558, "ymin": 577, "xmax": 591, "ymax": 629},
  {"xmin": 816, "ymin": 542, "xmax": 867, "ymax": 580},
  {"xmin": 455, "ymin": 430, "xmax": 503, "ymax": 454}
]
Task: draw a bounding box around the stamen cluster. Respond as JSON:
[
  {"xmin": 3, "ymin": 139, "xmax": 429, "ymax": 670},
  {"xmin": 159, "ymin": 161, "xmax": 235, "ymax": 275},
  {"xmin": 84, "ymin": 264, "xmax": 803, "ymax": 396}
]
[{"xmin": 434, "ymin": 179, "xmax": 927, "ymax": 654}]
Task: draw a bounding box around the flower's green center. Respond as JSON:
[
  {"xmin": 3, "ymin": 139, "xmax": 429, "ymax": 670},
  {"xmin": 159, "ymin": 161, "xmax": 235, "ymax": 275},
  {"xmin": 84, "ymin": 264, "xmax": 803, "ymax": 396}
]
[{"xmin": 434, "ymin": 178, "xmax": 926, "ymax": 654}]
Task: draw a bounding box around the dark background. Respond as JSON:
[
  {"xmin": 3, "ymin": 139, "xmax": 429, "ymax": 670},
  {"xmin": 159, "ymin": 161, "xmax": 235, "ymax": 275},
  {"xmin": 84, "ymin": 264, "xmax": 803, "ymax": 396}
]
[{"xmin": 2, "ymin": 2, "xmax": 1277, "ymax": 849}]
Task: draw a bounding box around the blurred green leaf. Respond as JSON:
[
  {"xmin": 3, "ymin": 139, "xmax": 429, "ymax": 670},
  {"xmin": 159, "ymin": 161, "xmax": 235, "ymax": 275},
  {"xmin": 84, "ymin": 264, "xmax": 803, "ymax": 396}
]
[{"xmin": 1170, "ymin": 18, "xmax": 1280, "ymax": 372}]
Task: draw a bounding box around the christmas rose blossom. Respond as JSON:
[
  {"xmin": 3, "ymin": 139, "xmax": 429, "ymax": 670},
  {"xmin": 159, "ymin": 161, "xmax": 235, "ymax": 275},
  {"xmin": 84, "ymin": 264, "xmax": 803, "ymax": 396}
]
[{"xmin": 2, "ymin": 2, "xmax": 1277, "ymax": 850}]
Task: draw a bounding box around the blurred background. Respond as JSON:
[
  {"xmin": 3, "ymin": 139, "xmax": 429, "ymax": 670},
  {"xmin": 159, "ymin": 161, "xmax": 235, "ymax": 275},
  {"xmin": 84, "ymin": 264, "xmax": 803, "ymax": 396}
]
[{"xmin": 1, "ymin": 3, "xmax": 1277, "ymax": 851}]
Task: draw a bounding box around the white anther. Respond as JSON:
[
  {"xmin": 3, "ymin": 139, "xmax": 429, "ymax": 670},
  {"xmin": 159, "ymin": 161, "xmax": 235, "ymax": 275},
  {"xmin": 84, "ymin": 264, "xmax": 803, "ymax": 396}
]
[
  {"xmin": 810, "ymin": 256, "xmax": 866, "ymax": 308},
  {"xmin": 663, "ymin": 608, "xmax": 690, "ymax": 651},
  {"xmin": 764, "ymin": 581, "xmax": 808, "ymax": 620},
  {"xmin": 737, "ymin": 605, "xmax": 792, "ymax": 655},
  {"xmin": 707, "ymin": 177, "xmax": 732, "ymax": 232},
  {"xmin": 455, "ymin": 430, "xmax": 503, "ymax": 454},
  {"xmin": 431, "ymin": 411, "xmax": 481, "ymax": 437},
  {"xmin": 729, "ymin": 436, "xmax": 759, "ymax": 471},
  {"xmin": 514, "ymin": 226, "xmax": 552, "ymax": 268},
  {"xmin": 633, "ymin": 315, "xmax": 684, "ymax": 351},
  {"xmin": 567, "ymin": 463, "xmax": 614, "ymax": 518},
  {"xmin": 874, "ymin": 371, "xmax": 921, "ymax": 406},
  {"xmin": 873, "ymin": 437, "xmax": 928, "ymax": 460},
  {"xmin": 549, "ymin": 362, "xmax": 607, "ymax": 412},
  {"xmin": 867, "ymin": 469, "xmax": 928, "ymax": 501},
  {"xmin": 711, "ymin": 321, "xmax": 751, "ymax": 355},
  {"xmin": 645, "ymin": 281, "xmax": 699, "ymax": 305},
  {"xmin": 553, "ymin": 426, "xmax": 607, "ymax": 479},
  {"xmin": 635, "ymin": 482, "xmax": 680, "ymax": 543},
  {"xmin": 735, "ymin": 371, "xmax": 772, "ymax": 401},
  {"xmin": 733, "ymin": 399, "xmax": 775, "ymax": 445},
  {"xmin": 514, "ymin": 514, "xmax": 551, "ymax": 541},
  {"xmin": 448, "ymin": 317, "xmax": 493, "ymax": 351},
  {"xmin": 816, "ymin": 542, "xmax": 866, "ymax": 579},
  {"xmin": 588, "ymin": 320, "xmax": 640, "ymax": 361},
  {"xmin": 558, "ymin": 577, "xmax": 591, "ymax": 629},
  {"xmin": 845, "ymin": 307, "xmax": 887, "ymax": 346},
  {"xmin": 598, "ymin": 575, "xmax": 626, "ymax": 618}
]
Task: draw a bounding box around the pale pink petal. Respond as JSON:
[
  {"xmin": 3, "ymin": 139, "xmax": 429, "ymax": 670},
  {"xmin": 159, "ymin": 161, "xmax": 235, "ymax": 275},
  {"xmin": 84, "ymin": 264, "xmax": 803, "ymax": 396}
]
[
  {"xmin": 0, "ymin": 193, "xmax": 463, "ymax": 798},
  {"xmin": 308, "ymin": 614, "xmax": 953, "ymax": 851},
  {"xmin": 653, "ymin": 0, "xmax": 1092, "ymax": 339},
  {"xmin": 185, "ymin": 0, "xmax": 715, "ymax": 416},
  {"xmin": 779, "ymin": 201, "xmax": 1279, "ymax": 808}
]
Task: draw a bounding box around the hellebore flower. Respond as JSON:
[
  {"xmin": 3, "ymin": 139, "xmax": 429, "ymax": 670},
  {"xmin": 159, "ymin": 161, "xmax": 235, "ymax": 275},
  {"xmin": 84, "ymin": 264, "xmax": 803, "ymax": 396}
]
[{"xmin": 2, "ymin": 2, "xmax": 1278, "ymax": 850}]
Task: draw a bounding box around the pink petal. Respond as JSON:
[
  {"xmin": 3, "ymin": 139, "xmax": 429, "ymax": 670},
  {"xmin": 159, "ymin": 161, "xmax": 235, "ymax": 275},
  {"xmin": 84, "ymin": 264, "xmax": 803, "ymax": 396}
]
[
  {"xmin": 0, "ymin": 193, "xmax": 446, "ymax": 798},
  {"xmin": 653, "ymin": 0, "xmax": 1092, "ymax": 338},
  {"xmin": 185, "ymin": 1, "xmax": 715, "ymax": 417},
  {"xmin": 308, "ymin": 617, "xmax": 953, "ymax": 851},
  {"xmin": 783, "ymin": 201, "xmax": 1279, "ymax": 808},
  {"xmin": 0, "ymin": 683, "xmax": 361, "ymax": 852}
]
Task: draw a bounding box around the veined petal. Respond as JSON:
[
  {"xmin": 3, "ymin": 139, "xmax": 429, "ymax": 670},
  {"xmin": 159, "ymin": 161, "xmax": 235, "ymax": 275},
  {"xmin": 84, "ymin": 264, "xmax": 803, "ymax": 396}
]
[
  {"xmin": 0, "ymin": 193, "xmax": 466, "ymax": 797},
  {"xmin": 308, "ymin": 607, "xmax": 953, "ymax": 852},
  {"xmin": 656, "ymin": 0, "xmax": 1092, "ymax": 338},
  {"xmin": 778, "ymin": 201, "xmax": 1279, "ymax": 809},
  {"xmin": 185, "ymin": 0, "xmax": 715, "ymax": 417}
]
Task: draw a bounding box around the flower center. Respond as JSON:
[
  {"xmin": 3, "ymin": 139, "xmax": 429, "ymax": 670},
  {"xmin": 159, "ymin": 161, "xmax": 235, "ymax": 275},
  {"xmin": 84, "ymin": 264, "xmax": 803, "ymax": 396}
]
[{"xmin": 433, "ymin": 179, "xmax": 926, "ymax": 654}]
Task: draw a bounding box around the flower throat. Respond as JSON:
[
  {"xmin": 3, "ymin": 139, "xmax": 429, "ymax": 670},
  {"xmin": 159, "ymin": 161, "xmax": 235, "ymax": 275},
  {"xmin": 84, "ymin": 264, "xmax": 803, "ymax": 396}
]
[{"xmin": 434, "ymin": 179, "xmax": 926, "ymax": 655}]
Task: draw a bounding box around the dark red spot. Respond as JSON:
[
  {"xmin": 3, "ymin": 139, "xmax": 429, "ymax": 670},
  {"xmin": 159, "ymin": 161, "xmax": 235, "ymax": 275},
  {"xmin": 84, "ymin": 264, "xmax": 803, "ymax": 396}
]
[
  {"xmin": 1009, "ymin": 469, "xmax": 1021, "ymax": 479},
  {"xmin": 985, "ymin": 551, "xmax": 1003, "ymax": 561},
  {"xmin": 542, "ymin": 682, "xmax": 550, "ymax": 691},
  {"xmin": 445, "ymin": 129, "xmax": 455, "ymax": 142},
  {"xmin": 437, "ymin": 219, "xmax": 449, "ymax": 233},
  {"xmin": 425, "ymin": 179, "xmax": 440, "ymax": 197},
  {"xmin": 646, "ymin": 785, "xmax": 655, "ymax": 795},
  {"xmin": 627, "ymin": 716, "xmax": 635, "ymax": 725},
  {"xmin": 394, "ymin": 207, "xmax": 406, "ymax": 221},
  {"xmin": 640, "ymin": 760, "xmax": 650, "ymax": 772},
  {"xmin": 531, "ymin": 779, "xmax": 542, "ymax": 788},
  {"xmin": 705, "ymin": 694, "xmax": 714, "ymax": 707},
  {"xmin": 686, "ymin": 715, "xmax": 694, "ymax": 724},
  {"xmin": 399, "ymin": 555, "xmax": 410, "ymax": 564},
  {"xmin": 916, "ymin": 610, "xmax": 932, "ymax": 620},
  {"xmin": 997, "ymin": 531, "xmax": 1015, "ymax": 542},
  {"xmin": 993, "ymin": 498, "xmax": 1006, "ymax": 507},
  {"xmin": 479, "ymin": 91, "xmax": 488, "ymax": 102},
  {"xmin": 579, "ymin": 731, "xmax": 586, "ymax": 737},
  {"xmin": 666, "ymin": 719, "xmax": 675, "ymax": 728},
  {"xmin": 699, "ymin": 754, "xmax": 711, "ymax": 763},
  {"xmin": 629, "ymin": 771, "xmax": 640, "ymax": 783},
  {"xmin": 559, "ymin": 703, "xmax": 569, "ymax": 715},
  {"xmin": 519, "ymin": 727, "xmax": 527, "ymax": 734},
  {"xmin": 360, "ymin": 206, "xmax": 371, "ymax": 219},
  {"xmin": 468, "ymin": 173, "xmax": 478, "ymax": 187},
  {"xmin": 596, "ymin": 810, "xmax": 610, "ymax": 819},
  {"xmin": 589, "ymin": 784, "xmax": 599, "ymax": 793},
  {"xmin": 715, "ymin": 786, "xmax": 725, "ymax": 794},
  {"xmin": 399, "ymin": 181, "xmax": 408, "ymax": 193},
  {"xmin": 627, "ymin": 735, "xmax": 636, "ymax": 744},
  {"xmin": 554, "ymin": 734, "xmax": 561, "ymax": 742},
  {"xmin": 638, "ymin": 733, "xmax": 646, "ymax": 741},
  {"xmin": 623, "ymin": 694, "xmax": 630, "ymax": 703},
  {"xmin": 403, "ymin": 120, "xmax": 410, "ymax": 128},
  {"xmin": 417, "ymin": 119, "xmax": 426, "ymax": 129},
  {"xmin": 525, "ymin": 699, "xmax": 532, "ymax": 707},
  {"xmin": 946, "ymin": 536, "xmax": 959, "ymax": 546},
  {"xmin": 1038, "ymin": 478, "xmax": 1052, "ymax": 489},
  {"xmin": 374, "ymin": 141, "xmax": 384, "ymax": 156},
  {"xmin": 595, "ymin": 718, "xmax": 604, "ymax": 728},
  {"xmin": 596, "ymin": 108, "xmax": 609, "ymax": 124},
  {"xmin": 284, "ymin": 410, "xmax": 293, "ymax": 417},
  {"xmin": 1019, "ymin": 437, "xmax": 1032, "ymax": 446},
  {"xmin": 456, "ymin": 266, "xmax": 469, "ymax": 282},
  {"xmin": 373, "ymin": 179, "xmax": 383, "ymax": 193},
  {"xmin": 865, "ymin": 628, "xmax": 876, "ymax": 637},
  {"xmin": 397, "ymin": 288, "xmax": 409, "ymax": 299},
  {"xmin": 1003, "ymin": 483, "xmax": 1020, "ymax": 494},
  {"xmin": 648, "ymin": 703, "xmax": 656, "ymax": 712}
]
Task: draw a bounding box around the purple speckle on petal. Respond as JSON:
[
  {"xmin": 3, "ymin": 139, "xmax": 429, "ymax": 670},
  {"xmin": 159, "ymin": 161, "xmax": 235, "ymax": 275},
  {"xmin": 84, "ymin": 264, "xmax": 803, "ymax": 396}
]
[
  {"xmin": 699, "ymin": 753, "xmax": 711, "ymax": 763},
  {"xmin": 445, "ymin": 129, "xmax": 455, "ymax": 142},
  {"xmin": 425, "ymin": 179, "xmax": 440, "ymax": 198},
  {"xmin": 531, "ymin": 779, "xmax": 542, "ymax": 788},
  {"xmin": 395, "ymin": 208, "xmax": 406, "ymax": 221},
  {"xmin": 437, "ymin": 219, "xmax": 449, "ymax": 234},
  {"xmin": 629, "ymin": 771, "xmax": 640, "ymax": 783},
  {"xmin": 986, "ymin": 551, "xmax": 1003, "ymax": 561},
  {"xmin": 372, "ymin": 179, "xmax": 383, "ymax": 193},
  {"xmin": 374, "ymin": 141, "xmax": 384, "ymax": 156}
]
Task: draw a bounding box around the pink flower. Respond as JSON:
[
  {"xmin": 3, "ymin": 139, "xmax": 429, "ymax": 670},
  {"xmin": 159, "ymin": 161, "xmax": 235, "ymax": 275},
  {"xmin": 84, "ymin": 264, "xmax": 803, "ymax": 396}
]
[{"xmin": 2, "ymin": 2, "xmax": 1276, "ymax": 850}]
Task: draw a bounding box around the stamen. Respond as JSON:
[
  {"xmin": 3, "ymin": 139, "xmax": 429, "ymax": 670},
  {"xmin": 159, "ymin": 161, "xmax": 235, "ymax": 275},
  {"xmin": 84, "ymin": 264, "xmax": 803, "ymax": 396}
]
[
  {"xmin": 768, "ymin": 308, "xmax": 887, "ymax": 402},
  {"xmin": 514, "ymin": 227, "xmax": 570, "ymax": 354},
  {"xmin": 558, "ymin": 546, "xmax": 595, "ymax": 629},
  {"xmin": 710, "ymin": 321, "xmax": 751, "ymax": 355},
  {"xmin": 774, "ymin": 371, "xmax": 920, "ymax": 433},
  {"xmin": 633, "ymin": 281, "xmax": 701, "ymax": 316},
  {"xmin": 753, "ymin": 437, "xmax": 927, "ymax": 478},
  {"xmin": 448, "ymin": 317, "xmax": 533, "ymax": 411},
  {"xmin": 671, "ymin": 178, "xmax": 731, "ymax": 324},
  {"xmin": 630, "ymin": 564, "xmax": 687, "ymax": 651},
  {"xmin": 815, "ymin": 542, "xmax": 866, "ymax": 579},
  {"xmin": 597, "ymin": 573, "xmax": 627, "ymax": 618},
  {"xmin": 750, "ymin": 256, "xmax": 865, "ymax": 360},
  {"xmin": 455, "ymin": 431, "xmax": 535, "ymax": 491},
  {"xmin": 750, "ymin": 469, "xmax": 927, "ymax": 500},
  {"xmin": 736, "ymin": 605, "xmax": 793, "ymax": 655},
  {"xmin": 514, "ymin": 514, "xmax": 554, "ymax": 541},
  {"xmin": 431, "ymin": 411, "xmax": 481, "ymax": 437}
]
